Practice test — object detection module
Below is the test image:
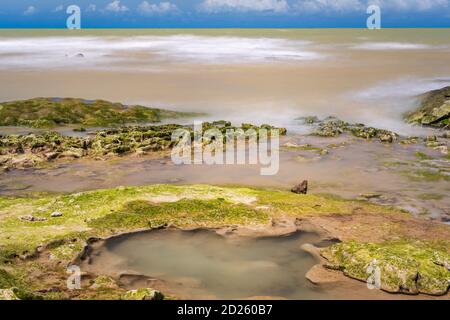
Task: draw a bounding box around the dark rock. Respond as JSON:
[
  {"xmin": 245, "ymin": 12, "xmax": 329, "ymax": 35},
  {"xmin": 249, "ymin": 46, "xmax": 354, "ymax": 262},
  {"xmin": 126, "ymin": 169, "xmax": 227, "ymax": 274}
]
[
  {"xmin": 405, "ymin": 86, "xmax": 450, "ymax": 128},
  {"xmin": 291, "ymin": 180, "xmax": 308, "ymax": 194},
  {"xmin": 19, "ymin": 215, "xmax": 47, "ymax": 222}
]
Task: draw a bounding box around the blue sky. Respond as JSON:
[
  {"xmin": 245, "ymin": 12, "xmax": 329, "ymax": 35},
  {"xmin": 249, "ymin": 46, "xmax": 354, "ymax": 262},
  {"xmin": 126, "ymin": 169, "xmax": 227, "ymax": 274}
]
[{"xmin": 0, "ymin": 0, "xmax": 449, "ymax": 28}]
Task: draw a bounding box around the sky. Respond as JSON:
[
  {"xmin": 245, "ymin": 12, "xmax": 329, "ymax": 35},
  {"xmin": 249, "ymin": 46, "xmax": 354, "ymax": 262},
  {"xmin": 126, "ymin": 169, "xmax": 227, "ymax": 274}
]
[{"xmin": 0, "ymin": 0, "xmax": 448, "ymax": 28}]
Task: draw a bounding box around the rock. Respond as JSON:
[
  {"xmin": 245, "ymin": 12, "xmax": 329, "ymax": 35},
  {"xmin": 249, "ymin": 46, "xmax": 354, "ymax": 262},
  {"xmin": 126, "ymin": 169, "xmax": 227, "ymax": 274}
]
[
  {"xmin": 282, "ymin": 142, "xmax": 300, "ymax": 148},
  {"xmin": 291, "ymin": 180, "xmax": 308, "ymax": 194},
  {"xmin": 400, "ymin": 137, "xmax": 419, "ymax": 145},
  {"xmin": 442, "ymin": 131, "xmax": 450, "ymax": 139},
  {"xmin": 379, "ymin": 133, "xmax": 396, "ymax": 143},
  {"xmin": 311, "ymin": 117, "xmax": 398, "ymax": 142},
  {"xmin": 425, "ymin": 141, "xmax": 445, "ymax": 148},
  {"xmin": 305, "ymin": 265, "xmax": 342, "ymax": 285},
  {"xmin": 359, "ymin": 193, "xmax": 382, "ymax": 200},
  {"xmin": 322, "ymin": 240, "xmax": 450, "ymax": 295},
  {"xmin": 51, "ymin": 211, "xmax": 63, "ymax": 218},
  {"xmin": 36, "ymin": 287, "xmax": 61, "ymax": 294},
  {"xmin": 434, "ymin": 145, "xmax": 449, "ymax": 155},
  {"xmin": 45, "ymin": 152, "xmax": 60, "ymax": 161},
  {"xmin": 296, "ymin": 116, "xmax": 320, "ymax": 124},
  {"xmin": 19, "ymin": 215, "xmax": 47, "ymax": 222},
  {"xmin": 0, "ymin": 288, "xmax": 20, "ymax": 300},
  {"xmin": 300, "ymin": 243, "xmax": 322, "ymax": 260},
  {"xmin": 405, "ymin": 86, "xmax": 450, "ymax": 128},
  {"xmin": 90, "ymin": 275, "xmax": 119, "ymax": 290},
  {"xmin": 75, "ymin": 53, "xmax": 85, "ymax": 58},
  {"xmin": 60, "ymin": 149, "xmax": 84, "ymax": 159},
  {"xmin": 121, "ymin": 288, "xmax": 164, "ymax": 300}
]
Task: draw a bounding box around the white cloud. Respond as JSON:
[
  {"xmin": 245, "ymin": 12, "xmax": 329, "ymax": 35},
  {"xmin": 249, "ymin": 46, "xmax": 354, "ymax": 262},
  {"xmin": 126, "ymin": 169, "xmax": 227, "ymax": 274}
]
[
  {"xmin": 293, "ymin": 0, "xmax": 449, "ymax": 13},
  {"xmin": 368, "ymin": 0, "xmax": 449, "ymax": 11},
  {"xmin": 87, "ymin": 4, "xmax": 97, "ymax": 12},
  {"xmin": 53, "ymin": 5, "xmax": 64, "ymax": 12},
  {"xmin": 294, "ymin": 0, "xmax": 364, "ymax": 13},
  {"xmin": 105, "ymin": 0, "xmax": 129, "ymax": 12},
  {"xmin": 23, "ymin": 6, "xmax": 37, "ymax": 15},
  {"xmin": 138, "ymin": 1, "xmax": 179, "ymax": 14},
  {"xmin": 199, "ymin": 0, "xmax": 290, "ymax": 13}
]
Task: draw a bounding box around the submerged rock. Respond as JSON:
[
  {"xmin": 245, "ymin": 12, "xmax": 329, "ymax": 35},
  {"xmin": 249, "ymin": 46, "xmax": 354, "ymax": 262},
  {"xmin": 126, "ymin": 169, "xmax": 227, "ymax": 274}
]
[
  {"xmin": 405, "ymin": 86, "xmax": 450, "ymax": 128},
  {"xmin": 310, "ymin": 117, "xmax": 398, "ymax": 142}
]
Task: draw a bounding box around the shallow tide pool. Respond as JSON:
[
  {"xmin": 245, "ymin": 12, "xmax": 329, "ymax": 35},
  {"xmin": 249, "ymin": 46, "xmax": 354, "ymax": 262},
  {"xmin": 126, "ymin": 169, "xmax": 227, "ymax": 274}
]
[{"xmin": 85, "ymin": 229, "xmax": 334, "ymax": 300}]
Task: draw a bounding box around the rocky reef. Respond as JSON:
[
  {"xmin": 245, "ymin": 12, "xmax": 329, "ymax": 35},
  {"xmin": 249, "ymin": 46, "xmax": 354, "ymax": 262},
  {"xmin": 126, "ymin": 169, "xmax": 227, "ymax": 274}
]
[
  {"xmin": 0, "ymin": 97, "xmax": 199, "ymax": 128},
  {"xmin": 0, "ymin": 121, "xmax": 286, "ymax": 171},
  {"xmin": 405, "ymin": 86, "xmax": 450, "ymax": 128},
  {"xmin": 298, "ymin": 116, "xmax": 398, "ymax": 143}
]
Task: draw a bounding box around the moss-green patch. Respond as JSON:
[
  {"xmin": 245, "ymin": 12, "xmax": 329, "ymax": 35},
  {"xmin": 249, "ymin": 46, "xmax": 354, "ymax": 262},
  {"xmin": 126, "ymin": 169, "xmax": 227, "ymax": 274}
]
[
  {"xmin": 417, "ymin": 193, "xmax": 445, "ymax": 201},
  {"xmin": 88, "ymin": 198, "xmax": 268, "ymax": 233},
  {"xmin": 1, "ymin": 184, "xmax": 448, "ymax": 300},
  {"xmin": 121, "ymin": 288, "xmax": 164, "ymax": 300},
  {"xmin": 403, "ymin": 169, "xmax": 450, "ymax": 182},
  {"xmin": 0, "ymin": 97, "xmax": 199, "ymax": 128},
  {"xmin": 0, "ymin": 184, "xmax": 403, "ymax": 263},
  {"xmin": 414, "ymin": 151, "xmax": 432, "ymax": 160},
  {"xmin": 322, "ymin": 240, "xmax": 450, "ymax": 295},
  {"xmin": 0, "ymin": 268, "xmax": 40, "ymax": 299}
]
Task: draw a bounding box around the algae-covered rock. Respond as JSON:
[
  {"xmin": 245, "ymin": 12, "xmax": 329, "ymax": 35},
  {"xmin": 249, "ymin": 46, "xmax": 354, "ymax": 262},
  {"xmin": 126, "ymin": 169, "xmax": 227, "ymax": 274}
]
[
  {"xmin": 322, "ymin": 240, "xmax": 450, "ymax": 295},
  {"xmin": 311, "ymin": 117, "xmax": 398, "ymax": 142},
  {"xmin": 121, "ymin": 288, "xmax": 164, "ymax": 300},
  {"xmin": 0, "ymin": 288, "xmax": 20, "ymax": 300},
  {"xmin": 90, "ymin": 275, "xmax": 119, "ymax": 290},
  {"xmin": 0, "ymin": 97, "xmax": 198, "ymax": 128},
  {"xmin": 405, "ymin": 86, "xmax": 450, "ymax": 128},
  {"xmin": 0, "ymin": 122, "xmax": 287, "ymax": 171}
]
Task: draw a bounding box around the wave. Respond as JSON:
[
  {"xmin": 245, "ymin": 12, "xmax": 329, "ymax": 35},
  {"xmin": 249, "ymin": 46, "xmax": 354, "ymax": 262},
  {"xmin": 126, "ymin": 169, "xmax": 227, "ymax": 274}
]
[
  {"xmin": 0, "ymin": 35, "xmax": 323, "ymax": 71},
  {"xmin": 346, "ymin": 77, "xmax": 450, "ymax": 135},
  {"xmin": 351, "ymin": 42, "xmax": 432, "ymax": 50}
]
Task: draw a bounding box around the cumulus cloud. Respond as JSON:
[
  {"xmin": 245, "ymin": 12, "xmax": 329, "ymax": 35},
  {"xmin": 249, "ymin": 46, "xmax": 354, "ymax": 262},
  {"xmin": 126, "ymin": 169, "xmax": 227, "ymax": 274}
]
[
  {"xmin": 199, "ymin": 0, "xmax": 290, "ymax": 13},
  {"xmin": 105, "ymin": 0, "xmax": 129, "ymax": 12},
  {"xmin": 138, "ymin": 1, "xmax": 179, "ymax": 14},
  {"xmin": 23, "ymin": 6, "xmax": 37, "ymax": 15}
]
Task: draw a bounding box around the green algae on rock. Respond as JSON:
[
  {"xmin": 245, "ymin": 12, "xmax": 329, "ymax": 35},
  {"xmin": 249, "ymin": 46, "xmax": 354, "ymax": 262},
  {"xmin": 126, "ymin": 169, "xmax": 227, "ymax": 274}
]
[
  {"xmin": 405, "ymin": 86, "xmax": 450, "ymax": 128},
  {"xmin": 0, "ymin": 288, "xmax": 20, "ymax": 300},
  {"xmin": 0, "ymin": 122, "xmax": 287, "ymax": 171},
  {"xmin": 310, "ymin": 117, "xmax": 398, "ymax": 142},
  {"xmin": 0, "ymin": 184, "xmax": 403, "ymax": 264},
  {"xmin": 322, "ymin": 240, "xmax": 450, "ymax": 295},
  {"xmin": 121, "ymin": 288, "xmax": 164, "ymax": 300},
  {"xmin": 0, "ymin": 97, "xmax": 199, "ymax": 128},
  {"xmin": 0, "ymin": 184, "xmax": 449, "ymax": 299}
]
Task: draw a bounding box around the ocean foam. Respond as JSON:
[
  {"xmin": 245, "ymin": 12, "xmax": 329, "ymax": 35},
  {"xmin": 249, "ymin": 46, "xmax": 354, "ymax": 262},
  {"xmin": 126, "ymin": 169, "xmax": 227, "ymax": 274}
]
[
  {"xmin": 0, "ymin": 35, "xmax": 323, "ymax": 71},
  {"xmin": 351, "ymin": 42, "xmax": 432, "ymax": 50}
]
